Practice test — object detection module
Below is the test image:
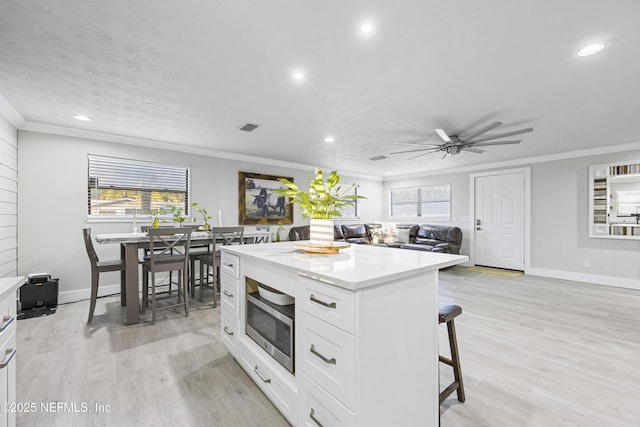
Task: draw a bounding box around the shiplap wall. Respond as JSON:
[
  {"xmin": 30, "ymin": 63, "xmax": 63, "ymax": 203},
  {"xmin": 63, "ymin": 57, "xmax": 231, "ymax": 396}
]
[{"xmin": 0, "ymin": 114, "xmax": 17, "ymax": 277}]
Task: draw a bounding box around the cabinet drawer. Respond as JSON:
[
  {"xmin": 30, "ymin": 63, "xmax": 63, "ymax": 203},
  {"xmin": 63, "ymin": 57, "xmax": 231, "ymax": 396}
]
[
  {"xmin": 238, "ymin": 341, "xmax": 297, "ymax": 424},
  {"xmin": 298, "ymin": 372, "xmax": 356, "ymax": 427},
  {"xmin": 297, "ymin": 312, "xmax": 356, "ymax": 410},
  {"xmin": 299, "ymin": 276, "xmax": 356, "ymax": 334},
  {"xmin": 220, "ymin": 274, "xmax": 239, "ymax": 318},
  {"xmin": 220, "ymin": 309, "xmax": 237, "ymax": 356},
  {"xmin": 220, "ymin": 252, "xmax": 239, "ymax": 279},
  {"xmin": 0, "ymin": 293, "xmax": 17, "ymax": 350}
]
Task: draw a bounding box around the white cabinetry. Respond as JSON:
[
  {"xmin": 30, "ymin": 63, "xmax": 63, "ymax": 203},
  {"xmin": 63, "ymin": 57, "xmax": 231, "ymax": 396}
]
[
  {"xmin": 0, "ymin": 277, "xmax": 23, "ymax": 427},
  {"xmin": 220, "ymin": 252, "xmax": 239, "ymax": 357},
  {"xmin": 220, "ymin": 243, "xmax": 467, "ymax": 427}
]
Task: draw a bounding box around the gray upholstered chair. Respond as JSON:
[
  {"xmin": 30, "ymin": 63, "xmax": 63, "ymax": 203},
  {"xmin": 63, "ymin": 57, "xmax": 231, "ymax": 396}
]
[
  {"xmin": 141, "ymin": 227, "xmax": 192, "ymax": 324},
  {"xmin": 193, "ymin": 226, "xmax": 244, "ymax": 305},
  {"xmin": 82, "ymin": 228, "xmax": 126, "ymax": 325}
]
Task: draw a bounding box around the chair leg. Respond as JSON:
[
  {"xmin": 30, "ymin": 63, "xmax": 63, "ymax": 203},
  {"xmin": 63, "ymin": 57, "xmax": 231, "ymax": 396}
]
[
  {"xmin": 151, "ymin": 272, "xmax": 157, "ymax": 325},
  {"xmin": 447, "ymin": 319, "xmax": 465, "ymax": 402},
  {"xmin": 183, "ymin": 268, "xmax": 189, "ymax": 317},
  {"xmin": 199, "ymin": 262, "xmax": 206, "ymax": 302},
  {"xmin": 87, "ymin": 269, "xmax": 99, "ymax": 324},
  {"xmin": 212, "ymin": 266, "xmax": 218, "ymax": 308},
  {"xmin": 142, "ymin": 268, "xmax": 148, "ymax": 315}
]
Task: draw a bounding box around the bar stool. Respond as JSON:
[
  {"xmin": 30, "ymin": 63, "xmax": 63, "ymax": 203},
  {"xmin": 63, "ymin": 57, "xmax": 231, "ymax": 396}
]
[{"xmin": 439, "ymin": 303, "xmax": 465, "ymax": 405}]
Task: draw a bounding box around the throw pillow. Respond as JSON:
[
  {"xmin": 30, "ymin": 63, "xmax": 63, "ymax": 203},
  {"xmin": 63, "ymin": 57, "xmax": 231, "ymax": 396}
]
[{"xmin": 396, "ymin": 228, "xmax": 411, "ymax": 243}]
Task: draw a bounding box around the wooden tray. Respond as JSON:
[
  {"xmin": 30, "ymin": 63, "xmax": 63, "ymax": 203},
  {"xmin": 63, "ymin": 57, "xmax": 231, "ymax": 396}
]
[{"xmin": 294, "ymin": 242, "xmax": 351, "ymax": 254}]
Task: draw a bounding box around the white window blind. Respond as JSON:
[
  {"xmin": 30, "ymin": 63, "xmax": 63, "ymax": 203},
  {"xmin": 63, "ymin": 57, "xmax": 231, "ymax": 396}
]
[
  {"xmin": 87, "ymin": 155, "xmax": 190, "ymax": 218},
  {"xmin": 390, "ymin": 184, "xmax": 451, "ymax": 221}
]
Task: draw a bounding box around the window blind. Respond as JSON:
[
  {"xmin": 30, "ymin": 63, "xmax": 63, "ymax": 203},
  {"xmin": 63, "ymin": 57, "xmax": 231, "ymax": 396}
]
[
  {"xmin": 390, "ymin": 184, "xmax": 451, "ymax": 221},
  {"xmin": 87, "ymin": 155, "xmax": 190, "ymax": 217}
]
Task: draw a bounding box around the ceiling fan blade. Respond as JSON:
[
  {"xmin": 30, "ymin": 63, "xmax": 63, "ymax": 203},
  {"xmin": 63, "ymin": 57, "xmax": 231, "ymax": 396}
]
[
  {"xmin": 463, "ymin": 147, "xmax": 485, "ymax": 153},
  {"xmin": 472, "ymin": 127, "xmax": 533, "ymax": 143},
  {"xmin": 394, "ymin": 141, "xmax": 441, "ymax": 147},
  {"xmin": 408, "ymin": 151, "xmax": 439, "ymax": 160},
  {"xmin": 472, "ymin": 140, "xmax": 521, "ymax": 147},
  {"xmin": 435, "ymin": 128, "xmax": 451, "ymax": 143},
  {"xmin": 462, "ymin": 121, "xmax": 503, "ymax": 141},
  {"xmin": 390, "ymin": 147, "xmax": 441, "ymax": 155}
]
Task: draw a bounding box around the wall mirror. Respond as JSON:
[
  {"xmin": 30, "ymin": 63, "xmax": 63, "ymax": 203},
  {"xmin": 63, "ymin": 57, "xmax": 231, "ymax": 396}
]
[{"xmin": 589, "ymin": 161, "xmax": 640, "ymax": 239}]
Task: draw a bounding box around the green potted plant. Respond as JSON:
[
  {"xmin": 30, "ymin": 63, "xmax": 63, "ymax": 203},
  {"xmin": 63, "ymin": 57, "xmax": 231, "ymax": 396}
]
[
  {"xmin": 170, "ymin": 205, "xmax": 188, "ymax": 226},
  {"xmin": 191, "ymin": 202, "xmax": 212, "ymax": 230},
  {"xmin": 276, "ymin": 167, "xmax": 365, "ymax": 246},
  {"xmin": 149, "ymin": 209, "xmax": 164, "ymax": 228}
]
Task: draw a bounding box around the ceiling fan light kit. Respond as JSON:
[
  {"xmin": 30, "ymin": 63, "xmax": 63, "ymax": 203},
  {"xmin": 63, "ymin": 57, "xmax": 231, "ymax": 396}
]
[{"xmin": 391, "ymin": 120, "xmax": 534, "ymax": 159}]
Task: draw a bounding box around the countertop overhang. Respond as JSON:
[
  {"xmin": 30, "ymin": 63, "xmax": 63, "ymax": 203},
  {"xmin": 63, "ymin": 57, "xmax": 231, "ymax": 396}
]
[{"xmin": 221, "ymin": 241, "xmax": 468, "ymax": 291}]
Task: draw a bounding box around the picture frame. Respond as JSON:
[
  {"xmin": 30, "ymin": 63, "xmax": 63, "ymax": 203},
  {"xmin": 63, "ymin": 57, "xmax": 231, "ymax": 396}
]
[{"xmin": 239, "ymin": 172, "xmax": 294, "ymax": 225}]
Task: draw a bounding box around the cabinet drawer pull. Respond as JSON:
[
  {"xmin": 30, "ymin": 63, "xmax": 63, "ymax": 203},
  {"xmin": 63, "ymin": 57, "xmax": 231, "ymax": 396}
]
[
  {"xmin": 309, "ymin": 408, "xmax": 324, "ymax": 427},
  {"xmin": 223, "ymin": 290, "xmax": 234, "ymax": 297},
  {"xmin": 310, "ymin": 344, "xmax": 336, "ymax": 365},
  {"xmin": 0, "ymin": 348, "xmax": 16, "ymax": 369},
  {"xmin": 253, "ymin": 365, "xmax": 271, "ymax": 383},
  {"xmin": 309, "ymin": 294, "xmax": 336, "ymax": 309},
  {"xmin": 223, "ymin": 326, "xmax": 234, "ymax": 336},
  {"xmin": 0, "ymin": 315, "xmax": 14, "ymax": 332},
  {"xmin": 223, "ymin": 261, "xmax": 234, "ymax": 268}
]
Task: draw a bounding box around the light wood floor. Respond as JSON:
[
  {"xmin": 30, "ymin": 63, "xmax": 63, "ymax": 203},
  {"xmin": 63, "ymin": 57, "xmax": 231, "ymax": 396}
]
[{"xmin": 15, "ymin": 268, "xmax": 640, "ymax": 426}]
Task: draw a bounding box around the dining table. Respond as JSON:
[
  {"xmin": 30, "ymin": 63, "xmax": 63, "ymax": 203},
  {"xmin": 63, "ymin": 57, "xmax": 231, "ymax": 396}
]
[{"xmin": 95, "ymin": 229, "xmax": 271, "ymax": 325}]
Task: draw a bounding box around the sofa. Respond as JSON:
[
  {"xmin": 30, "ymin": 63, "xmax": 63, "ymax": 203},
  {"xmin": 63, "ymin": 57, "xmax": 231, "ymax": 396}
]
[{"xmin": 289, "ymin": 223, "xmax": 462, "ymax": 254}]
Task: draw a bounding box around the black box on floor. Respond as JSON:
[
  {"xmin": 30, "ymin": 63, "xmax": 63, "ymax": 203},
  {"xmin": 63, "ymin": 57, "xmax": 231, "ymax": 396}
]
[{"xmin": 18, "ymin": 274, "xmax": 59, "ymax": 319}]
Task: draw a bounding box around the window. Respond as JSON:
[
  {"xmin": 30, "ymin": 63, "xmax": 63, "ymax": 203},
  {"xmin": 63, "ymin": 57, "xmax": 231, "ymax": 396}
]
[
  {"xmin": 389, "ymin": 184, "xmax": 451, "ymax": 221},
  {"xmin": 338, "ymin": 186, "xmax": 360, "ymax": 219},
  {"xmin": 87, "ymin": 155, "xmax": 190, "ymax": 219}
]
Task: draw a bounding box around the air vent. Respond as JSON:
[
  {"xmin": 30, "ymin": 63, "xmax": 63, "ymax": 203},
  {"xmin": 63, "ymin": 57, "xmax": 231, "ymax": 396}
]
[
  {"xmin": 239, "ymin": 123, "xmax": 260, "ymax": 132},
  {"xmin": 369, "ymin": 155, "xmax": 386, "ymax": 161}
]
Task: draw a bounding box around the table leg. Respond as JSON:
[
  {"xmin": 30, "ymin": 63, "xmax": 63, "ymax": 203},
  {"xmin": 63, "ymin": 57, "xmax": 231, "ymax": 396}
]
[
  {"xmin": 120, "ymin": 244, "xmax": 126, "ymax": 306},
  {"xmin": 125, "ymin": 243, "xmax": 140, "ymax": 325}
]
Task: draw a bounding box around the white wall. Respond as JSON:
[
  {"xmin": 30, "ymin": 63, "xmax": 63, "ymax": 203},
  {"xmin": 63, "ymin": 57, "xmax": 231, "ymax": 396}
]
[
  {"xmin": 0, "ymin": 114, "xmax": 17, "ymax": 277},
  {"xmin": 16, "ymin": 130, "xmax": 384, "ymax": 302},
  {"xmin": 384, "ymin": 151, "xmax": 640, "ymax": 290}
]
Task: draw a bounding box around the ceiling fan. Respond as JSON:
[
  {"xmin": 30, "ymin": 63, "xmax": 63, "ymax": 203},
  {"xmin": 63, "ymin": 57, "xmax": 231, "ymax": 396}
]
[{"xmin": 390, "ymin": 121, "xmax": 533, "ymax": 160}]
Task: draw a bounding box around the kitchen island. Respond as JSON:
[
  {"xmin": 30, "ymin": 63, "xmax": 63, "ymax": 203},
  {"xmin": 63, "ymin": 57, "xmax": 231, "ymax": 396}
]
[{"xmin": 220, "ymin": 241, "xmax": 467, "ymax": 426}]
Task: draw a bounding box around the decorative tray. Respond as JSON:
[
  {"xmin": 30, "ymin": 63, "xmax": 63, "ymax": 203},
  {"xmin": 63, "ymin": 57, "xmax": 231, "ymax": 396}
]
[{"xmin": 294, "ymin": 242, "xmax": 351, "ymax": 254}]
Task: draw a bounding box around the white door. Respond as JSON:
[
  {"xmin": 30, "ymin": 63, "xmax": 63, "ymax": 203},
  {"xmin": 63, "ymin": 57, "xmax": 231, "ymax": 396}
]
[{"xmin": 474, "ymin": 172, "xmax": 525, "ymax": 270}]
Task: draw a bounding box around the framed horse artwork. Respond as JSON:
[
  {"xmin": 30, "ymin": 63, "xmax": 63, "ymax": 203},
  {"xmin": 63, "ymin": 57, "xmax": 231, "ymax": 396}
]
[{"xmin": 238, "ymin": 172, "xmax": 294, "ymax": 225}]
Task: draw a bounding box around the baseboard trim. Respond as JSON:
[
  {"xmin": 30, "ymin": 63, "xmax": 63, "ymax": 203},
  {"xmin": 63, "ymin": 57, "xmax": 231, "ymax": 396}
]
[
  {"xmin": 526, "ymin": 267, "xmax": 640, "ymax": 291},
  {"xmin": 58, "ymin": 284, "xmax": 125, "ymax": 305}
]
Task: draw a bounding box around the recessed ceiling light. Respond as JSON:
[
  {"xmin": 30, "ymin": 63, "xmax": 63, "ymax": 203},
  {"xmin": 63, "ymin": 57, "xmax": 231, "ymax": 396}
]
[
  {"xmin": 386, "ymin": 171, "xmax": 393, "ymax": 175},
  {"xmin": 73, "ymin": 114, "xmax": 92, "ymax": 122},
  {"xmin": 292, "ymin": 70, "xmax": 305, "ymax": 81},
  {"xmin": 577, "ymin": 43, "xmax": 605, "ymax": 57},
  {"xmin": 360, "ymin": 23, "xmax": 374, "ymax": 34},
  {"xmin": 324, "ymin": 136, "xmax": 335, "ymax": 143}
]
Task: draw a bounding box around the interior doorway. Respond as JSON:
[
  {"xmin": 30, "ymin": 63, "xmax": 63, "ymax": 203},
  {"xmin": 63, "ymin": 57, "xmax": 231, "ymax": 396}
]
[{"xmin": 470, "ymin": 169, "xmax": 529, "ymax": 271}]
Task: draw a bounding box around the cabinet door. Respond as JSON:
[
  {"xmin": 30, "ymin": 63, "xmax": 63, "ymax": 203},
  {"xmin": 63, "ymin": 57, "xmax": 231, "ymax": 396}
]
[{"xmin": 0, "ymin": 333, "xmax": 16, "ymax": 427}]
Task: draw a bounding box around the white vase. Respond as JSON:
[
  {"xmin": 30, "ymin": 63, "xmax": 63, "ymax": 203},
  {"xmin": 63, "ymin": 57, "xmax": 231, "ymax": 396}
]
[{"xmin": 309, "ymin": 218, "xmax": 334, "ymax": 246}]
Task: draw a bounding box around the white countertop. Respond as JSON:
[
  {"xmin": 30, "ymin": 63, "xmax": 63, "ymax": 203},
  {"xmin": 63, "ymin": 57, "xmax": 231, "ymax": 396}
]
[
  {"xmin": 0, "ymin": 276, "xmax": 25, "ymax": 301},
  {"xmin": 221, "ymin": 241, "xmax": 468, "ymax": 290}
]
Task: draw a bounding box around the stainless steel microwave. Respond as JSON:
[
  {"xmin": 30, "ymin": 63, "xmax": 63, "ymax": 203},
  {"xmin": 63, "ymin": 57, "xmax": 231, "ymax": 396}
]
[{"xmin": 246, "ymin": 291, "xmax": 294, "ymax": 373}]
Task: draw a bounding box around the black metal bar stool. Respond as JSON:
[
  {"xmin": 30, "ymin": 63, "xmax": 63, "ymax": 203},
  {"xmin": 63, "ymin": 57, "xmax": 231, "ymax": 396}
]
[{"xmin": 439, "ymin": 303, "xmax": 466, "ymax": 405}]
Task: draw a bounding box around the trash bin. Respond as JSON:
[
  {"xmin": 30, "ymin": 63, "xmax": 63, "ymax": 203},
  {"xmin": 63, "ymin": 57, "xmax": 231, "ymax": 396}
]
[{"xmin": 17, "ymin": 273, "xmax": 59, "ymax": 319}]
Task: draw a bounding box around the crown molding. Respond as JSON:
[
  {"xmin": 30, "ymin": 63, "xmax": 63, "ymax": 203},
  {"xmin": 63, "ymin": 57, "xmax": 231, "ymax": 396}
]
[
  {"xmin": 0, "ymin": 93, "xmax": 25, "ymax": 128},
  {"xmin": 20, "ymin": 121, "xmax": 383, "ymax": 182},
  {"xmin": 383, "ymin": 141, "xmax": 640, "ymax": 181}
]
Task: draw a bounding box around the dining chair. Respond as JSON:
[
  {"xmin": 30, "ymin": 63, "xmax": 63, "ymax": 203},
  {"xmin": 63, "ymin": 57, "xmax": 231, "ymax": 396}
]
[
  {"xmin": 82, "ymin": 228, "xmax": 126, "ymax": 325},
  {"xmin": 193, "ymin": 226, "xmax": 244, "ymax": 305},
  {"xmin": 141, "ymin": 227, "xmax": 192, "ymax": 324}
]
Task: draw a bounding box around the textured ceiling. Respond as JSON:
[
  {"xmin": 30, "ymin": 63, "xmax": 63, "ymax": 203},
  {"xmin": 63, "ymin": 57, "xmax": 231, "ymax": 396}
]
[{"xmin": 1, "ymin": 0, "xmax": 640, "ymax": 178}]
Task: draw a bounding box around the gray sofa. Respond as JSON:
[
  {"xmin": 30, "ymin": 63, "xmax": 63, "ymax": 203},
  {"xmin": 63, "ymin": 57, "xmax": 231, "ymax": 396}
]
[{"xmin": 289, "ymin": 223, "xmax": 462, "ymax": 254}]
